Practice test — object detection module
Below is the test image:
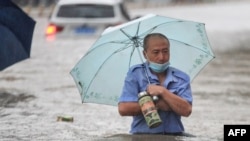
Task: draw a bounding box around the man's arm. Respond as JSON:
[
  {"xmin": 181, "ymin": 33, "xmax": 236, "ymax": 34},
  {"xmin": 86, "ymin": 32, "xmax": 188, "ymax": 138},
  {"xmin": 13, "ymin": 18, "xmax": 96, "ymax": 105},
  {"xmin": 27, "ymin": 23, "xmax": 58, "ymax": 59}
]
[
  {"xmin": 147, "ymin": 84, "xmax": 192, "ymax": 117},
  {"xmin": 118, "ymin": 102, "xmax": 142, "ymax": 116},
  {"xmin": 154, "ymin": 98, "xmax": 172, "ymax": 111}
]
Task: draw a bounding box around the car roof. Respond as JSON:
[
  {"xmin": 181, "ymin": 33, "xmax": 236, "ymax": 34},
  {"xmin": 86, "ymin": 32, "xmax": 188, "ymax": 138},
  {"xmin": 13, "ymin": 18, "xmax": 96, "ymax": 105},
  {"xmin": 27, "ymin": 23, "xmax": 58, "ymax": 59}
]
[{"xmin": 57, "ymin": 0, "xmax": 123, "ymax": 5}]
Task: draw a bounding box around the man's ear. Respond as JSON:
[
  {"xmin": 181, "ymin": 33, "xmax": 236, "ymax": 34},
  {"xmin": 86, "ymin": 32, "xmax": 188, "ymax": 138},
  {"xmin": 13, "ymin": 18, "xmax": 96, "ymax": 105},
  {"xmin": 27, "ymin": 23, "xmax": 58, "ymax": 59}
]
[{"xmin": 142, "ymin": 51, "xmax": 147, "ymax": 59}]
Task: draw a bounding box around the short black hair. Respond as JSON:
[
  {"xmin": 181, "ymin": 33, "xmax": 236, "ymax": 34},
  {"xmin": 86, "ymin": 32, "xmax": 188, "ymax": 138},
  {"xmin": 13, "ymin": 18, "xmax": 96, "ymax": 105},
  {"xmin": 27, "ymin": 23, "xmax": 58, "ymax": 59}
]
[{"xmin": 143, "ymin": 33, "xmax": 169, "ymax": 50}]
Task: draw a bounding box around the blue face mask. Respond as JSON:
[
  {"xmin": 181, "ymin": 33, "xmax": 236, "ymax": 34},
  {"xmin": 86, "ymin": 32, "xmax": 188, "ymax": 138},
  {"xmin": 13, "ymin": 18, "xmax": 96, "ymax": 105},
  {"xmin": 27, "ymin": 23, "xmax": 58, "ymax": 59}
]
[{"xmin": 148, "ymin": 61, "xmax": 170, "ymax": 73}]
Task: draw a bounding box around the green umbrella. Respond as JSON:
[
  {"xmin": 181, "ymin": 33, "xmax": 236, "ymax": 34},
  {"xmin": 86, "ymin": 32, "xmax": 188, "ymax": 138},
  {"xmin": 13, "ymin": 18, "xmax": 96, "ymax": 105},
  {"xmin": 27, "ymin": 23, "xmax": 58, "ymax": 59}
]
[{"xmin": 70, "ymin": 14, "xmax": 215, "ymax": 106}]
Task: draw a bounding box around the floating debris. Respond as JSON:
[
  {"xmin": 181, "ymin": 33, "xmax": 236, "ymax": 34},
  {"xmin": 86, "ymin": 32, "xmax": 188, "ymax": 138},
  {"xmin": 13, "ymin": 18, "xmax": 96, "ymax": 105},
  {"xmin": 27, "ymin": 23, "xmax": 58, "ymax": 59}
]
[{"xmin": 57, "ymin": 116, "xmax": 74, "ymax": 122}]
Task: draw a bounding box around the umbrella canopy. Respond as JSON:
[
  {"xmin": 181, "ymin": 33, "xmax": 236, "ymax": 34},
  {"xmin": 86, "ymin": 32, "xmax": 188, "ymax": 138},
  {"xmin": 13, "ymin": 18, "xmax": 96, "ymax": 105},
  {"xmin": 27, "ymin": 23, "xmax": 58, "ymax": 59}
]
[
  {"xmin": 0, "ymin": 0, "xmax": 36, "ymax": 71},
  {"xmin": 70, "ymin": 14, "xmax": 215, "ymax": 106}
]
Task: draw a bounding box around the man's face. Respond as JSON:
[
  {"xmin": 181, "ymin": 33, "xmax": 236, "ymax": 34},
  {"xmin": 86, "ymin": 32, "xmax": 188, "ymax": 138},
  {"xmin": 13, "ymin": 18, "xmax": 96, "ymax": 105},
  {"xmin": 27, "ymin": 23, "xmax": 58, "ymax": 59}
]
[{"xmin": 144, "ymin": 37, "xmax": 170, "ymax": 64}]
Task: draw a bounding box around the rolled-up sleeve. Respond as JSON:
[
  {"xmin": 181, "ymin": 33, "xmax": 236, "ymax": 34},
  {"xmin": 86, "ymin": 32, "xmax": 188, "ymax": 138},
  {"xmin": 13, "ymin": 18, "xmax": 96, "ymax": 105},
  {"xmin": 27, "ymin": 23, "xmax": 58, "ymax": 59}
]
[
  {"xmin": 172, "ymin": 72, "xmax": 193, "ymax": 105},
  {"xmin": 177, "ymin": 79, "xmax": 192, "ymax": 104}
]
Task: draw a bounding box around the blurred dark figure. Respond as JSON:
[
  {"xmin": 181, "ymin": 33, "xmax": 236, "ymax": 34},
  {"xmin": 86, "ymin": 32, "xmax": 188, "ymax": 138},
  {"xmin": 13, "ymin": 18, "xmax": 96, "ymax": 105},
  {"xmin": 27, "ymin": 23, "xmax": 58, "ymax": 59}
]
[{"xmin": 0, "ymin": 0, "xmax": 35, "ymax": 71}]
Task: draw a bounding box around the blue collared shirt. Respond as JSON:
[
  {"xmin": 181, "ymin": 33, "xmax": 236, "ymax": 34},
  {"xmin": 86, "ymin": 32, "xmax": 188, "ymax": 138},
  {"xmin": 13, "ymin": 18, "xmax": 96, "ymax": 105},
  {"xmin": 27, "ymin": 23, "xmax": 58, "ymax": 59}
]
[{"xmin": 119, "ymin": 62, "xmax": 192, "ymax": 134}]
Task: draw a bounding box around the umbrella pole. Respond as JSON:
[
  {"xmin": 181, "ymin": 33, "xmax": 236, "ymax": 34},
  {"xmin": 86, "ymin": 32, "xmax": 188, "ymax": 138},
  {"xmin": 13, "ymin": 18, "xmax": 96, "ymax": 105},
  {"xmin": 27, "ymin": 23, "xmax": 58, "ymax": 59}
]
[{"xmin": 136, "ymin": 47, "xmax": 159, "ymax": 101}]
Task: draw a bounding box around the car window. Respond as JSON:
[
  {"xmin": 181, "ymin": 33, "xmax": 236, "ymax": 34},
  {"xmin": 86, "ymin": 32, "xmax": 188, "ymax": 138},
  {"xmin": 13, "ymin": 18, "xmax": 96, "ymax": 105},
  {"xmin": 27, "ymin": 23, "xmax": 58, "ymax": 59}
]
[{"xmin": 57, "ymin": 4, "xmax": 115, "ymax": 18}]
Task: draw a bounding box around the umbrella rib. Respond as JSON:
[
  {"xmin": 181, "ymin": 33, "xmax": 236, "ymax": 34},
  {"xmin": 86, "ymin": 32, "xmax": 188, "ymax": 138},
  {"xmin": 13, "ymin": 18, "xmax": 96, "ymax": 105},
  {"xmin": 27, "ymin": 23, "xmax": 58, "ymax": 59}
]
[
  {"xmin": 169, "ymin": 39, "xmax": 215, "ymax": 57},
  {"xmin": 135, "ymin": 21, "xmax": 141, "ymax": 37},
  {"xmin": 129, "ymin": 45, "xmax": 136, "ymax": 67},
  {"xmin": 120, "ymin": 21, "xmax": 141, "ymax": 41},
  {"xmin": 128, "ymin": 40, "xmax": 144, "ymax": 69},
  {"xmin": 120, "ymin": 28, "xmax": 134, "ymax": 40},
  {"xmin": 139, "ymin": 26, "xmax": 157, "ymax": 37},
  {"xmin": 85, "ymin": 40, "xmax": 132, "ymax": 56}
]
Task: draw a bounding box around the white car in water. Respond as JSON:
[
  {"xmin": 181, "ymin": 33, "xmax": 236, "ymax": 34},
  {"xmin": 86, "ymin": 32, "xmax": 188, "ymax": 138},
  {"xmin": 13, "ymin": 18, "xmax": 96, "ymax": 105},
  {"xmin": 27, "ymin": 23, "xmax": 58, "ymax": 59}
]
[{"xmin": 45, "ymin": 0, "xmax": 131, "ymax": 39}]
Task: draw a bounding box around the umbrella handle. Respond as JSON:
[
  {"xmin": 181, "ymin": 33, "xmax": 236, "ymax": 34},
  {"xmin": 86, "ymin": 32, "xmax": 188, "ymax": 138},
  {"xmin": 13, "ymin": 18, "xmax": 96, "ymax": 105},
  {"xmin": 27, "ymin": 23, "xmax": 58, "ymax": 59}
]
[{"xmin": 135, "ymin": 46, "xmax": 159, "ymax": 102}]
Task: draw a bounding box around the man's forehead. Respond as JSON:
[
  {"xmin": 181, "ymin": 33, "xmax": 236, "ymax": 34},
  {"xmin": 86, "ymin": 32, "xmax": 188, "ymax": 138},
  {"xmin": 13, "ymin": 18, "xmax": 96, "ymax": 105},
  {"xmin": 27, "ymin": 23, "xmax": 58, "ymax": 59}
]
[
  {"xmin": 148, "ymin": 38, "xmax": 169, "ymax": 48},
  {"xmin": 148, "ymin": 35, "xmax": 167, "ymax": 40}
]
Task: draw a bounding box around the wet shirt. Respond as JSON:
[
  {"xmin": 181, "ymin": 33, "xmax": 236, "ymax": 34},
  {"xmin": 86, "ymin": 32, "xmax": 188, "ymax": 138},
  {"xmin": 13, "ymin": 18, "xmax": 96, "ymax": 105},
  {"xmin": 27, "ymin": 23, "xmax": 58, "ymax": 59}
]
[{"xmin": 119, "ymin": 63, "xmax": 192, "ymax": 134}]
